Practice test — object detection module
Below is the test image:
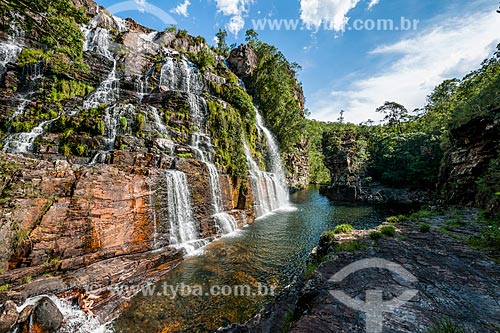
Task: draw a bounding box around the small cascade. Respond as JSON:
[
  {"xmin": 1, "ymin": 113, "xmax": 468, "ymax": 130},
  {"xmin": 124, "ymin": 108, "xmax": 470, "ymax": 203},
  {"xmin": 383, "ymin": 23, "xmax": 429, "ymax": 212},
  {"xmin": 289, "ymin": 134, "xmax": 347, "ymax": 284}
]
[
  {"xmin": 159, "ymin": 56, "xmax": 204, "ymax": 94},
  {"xmin": 8, "ymin": 98, "xmax": 29, "ymax": 125},
  {"xmin": 3, "ymin": 116, "xmax": 59, "ymax": 154},
  {"xmin": 149, "ymin": 106, "xmax": 168, "ymax": 135},
  {"xmin": 83, "ymin": 26, "xmax": 120, "ymax": 109},
  {"xmin": 135, "ymin": 77, "xmax": 145, "ymax": 102},
  {"xmin": 90, "ymin": 104, "xmax": 132, "ymax": 164},
  {"xmin": 206, "ymin": 160, "xmax": 238, "ymax": 235},
  {"xmin": 164, "ymin": 170, "xmax": 205, "ymax": 253},
  {"xmin": 16, "ymin": 295, "xmax": 111, "ymax": 333},
  {"xmin": 0, "ymin": 23, "xmax": 23, "ymax": 74},
  {"xmin": 188, "ymin": 95, "xmax": 213, "ymax": 162},
  {"xmin": 0, "ymin": 41, "xmax": 21, "ymax": 73},
  {"xmin": 243, "ymin": 140, "xmax": 289, "ymax": 218},
  {"xmin": 103, "ymin": 105, "xmax": 119, "ymax": 149},
  {"xmin": 255, "ymin": 108, "xmax": 288, "ymax": 184},
  {"xmin": 206, "ymin": 163, "xmax": 223, "ymax": 212},
  {"xmin": 213, "ymin": 212, "xmax": 238, "ymax": 235}
]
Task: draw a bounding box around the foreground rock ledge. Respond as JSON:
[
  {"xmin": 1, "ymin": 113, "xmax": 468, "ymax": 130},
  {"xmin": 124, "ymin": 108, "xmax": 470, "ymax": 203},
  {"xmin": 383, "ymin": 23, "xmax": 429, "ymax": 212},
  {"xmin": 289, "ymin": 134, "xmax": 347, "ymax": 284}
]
[{"xmin": 223, "ymin": 211, "xmax": 500, "ymax": 333}]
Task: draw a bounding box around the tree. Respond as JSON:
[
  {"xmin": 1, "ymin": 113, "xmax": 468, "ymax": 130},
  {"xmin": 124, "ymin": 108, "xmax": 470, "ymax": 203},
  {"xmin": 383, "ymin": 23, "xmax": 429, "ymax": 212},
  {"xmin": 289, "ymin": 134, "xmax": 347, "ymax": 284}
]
[
  {"xmin": 215, "ymin": 28, "xmax": 229, "ymax": 57},
  {"xmin": 245, "ymin": 29, "xmax": 259, "ymax": 46},
  {"xmin": 338, "ymin": 110, "xmax": 345, "ymax": 123},
  {"xmin": 375, "ymin": 101, "xmax": 409, "ymax": 134}
]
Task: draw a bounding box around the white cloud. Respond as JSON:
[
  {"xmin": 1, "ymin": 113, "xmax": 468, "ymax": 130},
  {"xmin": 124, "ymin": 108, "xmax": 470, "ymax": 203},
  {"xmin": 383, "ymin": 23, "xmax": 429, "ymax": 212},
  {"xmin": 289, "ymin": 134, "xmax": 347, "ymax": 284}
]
[
  {"xmin": 367, "ymin": 0, "xmax": 380, "ymax": 10},
  {"xmin": 171, "ymin": 0, "xmax": 191, "ymax": 17},
  {"xmin": 215, "ymin": 0, "xmax": 253, "ymax": 16},
  {"xmin": 309, "ymin": 10, "xmax": 500, "ymax": 123},
  {"xmin": 215, "ymin": 0, "xmax": 254, "ymax": 35},
  {"xmin": 133, "ymin": 0, "xmax": 146, "ymax": 13},
  {"xmin": 227, "ymin": 15, "xmax": 245, "ymax": 36},
  {"xmin": 300, "ymin": 0, "xmax": 363, "ymax": 32}
]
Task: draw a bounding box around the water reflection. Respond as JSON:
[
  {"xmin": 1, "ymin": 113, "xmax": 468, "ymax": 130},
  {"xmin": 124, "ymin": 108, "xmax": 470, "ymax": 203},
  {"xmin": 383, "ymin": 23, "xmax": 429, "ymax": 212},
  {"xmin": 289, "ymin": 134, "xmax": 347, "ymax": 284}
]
[{"xmin": 113, "ymin": 186, "xmax": 397, "ymax": 333}]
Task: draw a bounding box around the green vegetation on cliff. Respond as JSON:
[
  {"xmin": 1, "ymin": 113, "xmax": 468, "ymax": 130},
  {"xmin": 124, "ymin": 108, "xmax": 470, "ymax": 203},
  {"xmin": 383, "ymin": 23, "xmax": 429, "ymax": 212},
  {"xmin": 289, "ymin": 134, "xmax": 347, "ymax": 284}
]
[
  {"xmin": 242, "ymin": 35, "xmax": 306, "ymax": 152},
  {"xmin": 207, "ymin": 100, "xmax": 249, "ymax": 178},
  {"xmin": 0, "ymin": 0, "xmax": 88, "ymax": 56},
  {"xmin": 1, "ymin": 0, "xmax": 89, "ymax": 71}
]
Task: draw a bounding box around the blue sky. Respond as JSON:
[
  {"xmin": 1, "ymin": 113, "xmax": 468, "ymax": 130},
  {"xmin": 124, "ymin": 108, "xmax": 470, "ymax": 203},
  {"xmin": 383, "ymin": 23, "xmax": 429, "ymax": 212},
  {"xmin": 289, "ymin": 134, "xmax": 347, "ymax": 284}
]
[{"xmin": 95, "ymin": 0, "xmax": 500, "ymax": 123}]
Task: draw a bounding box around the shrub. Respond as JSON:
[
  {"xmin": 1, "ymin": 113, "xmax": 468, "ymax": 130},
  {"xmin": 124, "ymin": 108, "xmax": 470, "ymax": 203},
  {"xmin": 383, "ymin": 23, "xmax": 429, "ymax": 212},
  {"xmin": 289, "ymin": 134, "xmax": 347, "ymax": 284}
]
[
  {"xmin": 386, "ymin": 215, "xmax": 406, "ymax": 224},
  {"xmin": 164, "ymin": 25, "xmax": 177, "ymax": 34},
  {"xmin": 176, "ymin": 29, "xmax": 188, "ymax": 38},
  {"xmin": 419, "ymin": 223, "xmax": 431, "ymax": 233},
  {"xmin": 380, "ymin": 225, "xmax": 396, "ymax": 237},
  {"xmin": 119, "ymin": 116, "xmax": 127, "ymax": 131},
  {"xmin": 136, "ymin": 113, "xmax": 146, "ymax": 133},
  {"xmin": 369, "ymin": 231, "xmax": 383, "ymax": 240},
  {"xmin": 409, "ymin": 209, "xmax": 441, "ymax": 221},
  {"xmin": 75, "ymin": 143, "xmax": 87, "ymax": 156},
  {"xmin": 0, "ymin": 284, "xmax": 8, "ymax": 292},
  {"xmin": 61, "ymin": 144, "xmax": 71, "ymax": 157},
  {"xmin": 333, "ymin": 224, "xmax": 354, "ymax": 234},
  {"xmin": 334, "ymin": 240, "xmax": 366, "ymax": 253},
  {"xmin": 303, "ymin": 263, "xmax": 317, "ymax": 280},
  {"xmin": 427, "ymin": 319, "xmax": 464, "ymax": 333}
]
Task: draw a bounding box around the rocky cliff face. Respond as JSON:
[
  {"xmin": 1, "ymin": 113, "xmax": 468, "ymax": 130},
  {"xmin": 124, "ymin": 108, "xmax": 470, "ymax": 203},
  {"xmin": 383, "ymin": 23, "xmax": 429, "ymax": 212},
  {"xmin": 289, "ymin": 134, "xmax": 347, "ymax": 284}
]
[
  {"xmin": 0, "ymin": 0, "xmax": 294, "ymax": 326},
  {"xmin": 227, "ymin": 44, "xmax": 258, "ymax": 78},
  {"xmin": 227, "ymin": 44, "xmax": 309, "ymax": 191},
  {"xmin": 320, "ymin": 128, "xmax": 367, "ymax": 202},
  {"xmin": 439, "ymin": 112, "xmax": 500, "ymax": 214}
]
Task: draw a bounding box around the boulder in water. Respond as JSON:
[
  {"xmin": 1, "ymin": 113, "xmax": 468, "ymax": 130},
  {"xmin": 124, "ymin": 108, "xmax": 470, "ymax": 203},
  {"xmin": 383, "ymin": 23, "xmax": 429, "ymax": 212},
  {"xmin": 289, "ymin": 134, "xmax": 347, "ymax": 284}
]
[{"xmin": 30, "ymin": 296, "xmax": 63, "ymax": 332}]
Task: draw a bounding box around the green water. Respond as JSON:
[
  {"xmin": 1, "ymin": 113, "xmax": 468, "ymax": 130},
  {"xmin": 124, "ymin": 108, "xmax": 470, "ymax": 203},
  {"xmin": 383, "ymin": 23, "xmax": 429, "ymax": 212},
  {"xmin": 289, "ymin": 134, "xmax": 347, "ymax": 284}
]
[{"xmin": 113, "ymin": 186, "xmax": 398, "ymax": 333}]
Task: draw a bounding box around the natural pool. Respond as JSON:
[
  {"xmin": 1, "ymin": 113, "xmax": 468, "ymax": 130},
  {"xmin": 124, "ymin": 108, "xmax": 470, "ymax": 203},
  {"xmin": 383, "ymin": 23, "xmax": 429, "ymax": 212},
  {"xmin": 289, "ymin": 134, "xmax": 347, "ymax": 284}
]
[{"xmin": 113, "ymin": 186, "xmax": 400, "ymax": 333}]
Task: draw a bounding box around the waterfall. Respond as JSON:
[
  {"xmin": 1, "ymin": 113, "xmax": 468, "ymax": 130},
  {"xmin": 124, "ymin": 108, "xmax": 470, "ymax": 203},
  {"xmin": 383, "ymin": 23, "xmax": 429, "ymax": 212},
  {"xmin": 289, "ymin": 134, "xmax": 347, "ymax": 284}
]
[
  {"xmin": 83, "ymin": 26, "xmax": 120, "ymax": 109},
  {"xmin": 149, "ymin": 106, "xmax": 168, "ymax": 135},
  {"xmin": 8, "ymin": 98, "xmax": 29, "ymax": 125},
  {"xmin": 213, "ymin": 213, "xmax": 238, "ymax": 235},
  {"xmin": 2, "ymin": 116, "xmax": 59, "ymax": 154},
  {"xmin": 0, "ymin": 26, "xmax": 22, "ymax": 74},
  {"xmin": 164, "ymin": 170, "xmax": 206, "ymax": 253},
  {"xmin": 243, "ymin": 138, "xmax": 289, "ymax": 218},
  {"xmin": 255, "ymin": 108, "xmax": 288, "ymax": 184},
  {"xmin": 159, "ymin": 56, "xmax": 204, "ymax": 94},
  {"xmin": 90, "ymin": 104, "xmax": 133, "ymax": 164},
  {"xmin": 158, "ymin": 56, "xmax": 236, "ymax": 235}
]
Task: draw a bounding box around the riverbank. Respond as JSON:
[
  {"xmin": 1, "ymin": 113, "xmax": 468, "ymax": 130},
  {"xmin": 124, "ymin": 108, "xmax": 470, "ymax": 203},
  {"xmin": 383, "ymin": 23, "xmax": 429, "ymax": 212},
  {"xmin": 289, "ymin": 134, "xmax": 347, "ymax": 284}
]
[{"xmin": 227, "ymin": 209, "xmax": 500, "ymax": 332}]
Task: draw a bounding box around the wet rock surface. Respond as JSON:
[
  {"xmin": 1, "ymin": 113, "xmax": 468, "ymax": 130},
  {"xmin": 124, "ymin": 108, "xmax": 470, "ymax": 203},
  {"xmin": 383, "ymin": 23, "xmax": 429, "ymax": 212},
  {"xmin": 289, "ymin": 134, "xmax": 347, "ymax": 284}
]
[
  {"xmin": 290, "ymin": 212, "xmax": 500, "ymax": 332},
  {"xmin": 225, "ymin": 210, "xmax": 500, "ymax": 333},
  {"xmin": 30, "ymin": 296, "xmax": 64, "ymax": 332},
  {"xmin": 0, "ymin": 152, "xmax": 252, "ymax": 325}
]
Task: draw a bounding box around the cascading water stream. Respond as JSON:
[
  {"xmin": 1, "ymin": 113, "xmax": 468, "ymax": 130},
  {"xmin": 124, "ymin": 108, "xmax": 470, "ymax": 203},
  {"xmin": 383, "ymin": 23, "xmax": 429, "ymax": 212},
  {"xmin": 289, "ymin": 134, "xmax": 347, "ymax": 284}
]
[
  {"xmin": 158, "ymin": 56, "xmax": 238, "ymax": 235},
  {"xmin": 83, "ymin": 25, "xmax": 120, "ymax": 110},
  {"xmin": 255, "ymin": 108, "xmax": 288, "ymax": 183},
  {"xmin": 164, "ymin": 170, "xmax": 206, "ymax": 253},
  {"xmin": 0, "ymin": 23, "xmax": 22, "ymax": 74},
  {"xmin": 2, "ymin": 115, "xmax": 60, "ymax": 154},
  {"xmin": 16, "ymin": 295, "xmax": 111, "ymax": 333},
  {"xmin": 243, "ymin": 137, "xmax": 289, "ymax": 218},
  {"xmin": 90, "ymin": 104, "xmax": 125, "ymax": 164}
]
